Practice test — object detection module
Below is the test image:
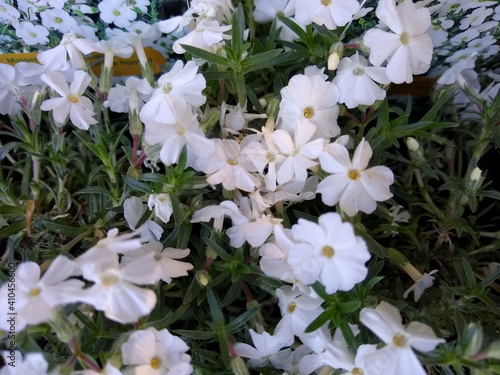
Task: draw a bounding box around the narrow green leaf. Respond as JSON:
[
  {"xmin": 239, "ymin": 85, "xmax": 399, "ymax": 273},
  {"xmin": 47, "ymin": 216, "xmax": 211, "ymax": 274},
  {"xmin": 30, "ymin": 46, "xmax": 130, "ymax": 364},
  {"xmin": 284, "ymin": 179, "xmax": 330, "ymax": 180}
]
[
  {"xmin": 43, "ymin": 221, "xmax": 89, "ymax": 237},
  {"xmin": 277, "ymin": 14, "xmax": 308, "ymax": 42},
  {"xmin": 123, "ymin": 176, "xmax": 153, "ymax": 194},
  {"xmin": 0, "ymin": 221, "xmax": 26, "ymax": 240},
  {"xmin": 207, "ymin": 288, "xmax": 225, "ymax": 325},
  {"xmin": 205, "ymin": 237, "xmax": 231, "ymax": 262},
  {"xmin": 305, "ymin": 309, "xmax": 331, "ymax": 333},
  {"xmin": 139, "ymin": 173, "xmax": 168, "ymax": 184},
  {"xmin": 338, "ymin": 301, "xmax": 362, "ymax": 314},
  {"xmin": 226, "ymin": 307, "xmax": 258, "ymax": 333},
  {"xmin": 173, "ymin": 330, "xmax": 216, "ymax": 340},
  {"xmin": 75, "ymin": 186, "xmax": 116, "ymax": 198},
  {"xmin": 202, "ymin": 70, "xmax": 235, "ymax": 80},
  {"xmin": 240, "ymin": 49, "xmax": 282, "ymax": 70},
  {"xmin": 181, "ymin": 45, "xmax": 231, "ymax": 65}
]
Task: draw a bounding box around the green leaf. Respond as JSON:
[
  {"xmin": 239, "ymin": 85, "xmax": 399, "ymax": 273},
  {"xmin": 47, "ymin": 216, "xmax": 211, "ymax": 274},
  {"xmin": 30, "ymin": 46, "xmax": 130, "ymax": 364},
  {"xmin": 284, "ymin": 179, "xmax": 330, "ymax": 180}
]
[
  {"xmin": 240, "ymin": 49, "xmax": 284, "ymax": 72},
  {"xmin": 207, "ymin": 288, "xmax": 225, "ymax": 325},
  {"xmin": 338, "ymin": 301, "xmax": 362, "ymax": 314},
  {"xmin": 231, "ymin": 4, "xmax": 245, "ymax": 59},
  {"xmin": 139, "ymin": 173, "xmax": 168, "ymax": 184},
  {"xmin": 75, "ymin": 186, "xmax": 116, "ymax": 198},
  {"xmin": 205, "ymin": 237, "xmax": 231, "ymax": 262},
  {"xmin": 173, "ymin": 330, "xmax": 216, "ymax": 340},
  {"xmin": 0, "ymin": 221, "xmax": 26, "ymax": 240},
  {"xmin": 123, "ymin": 176, "xmax": 154, "ymax": 194},
  {"xmin": 202, "ymin": 70, "xmax": 235, "ymax": 80},
  {"xmin": 479, "ymin": 265, "xmax": 500, "ymax": 288},
  {"xmin": 277, "ymin": 14, "xmax": 308, "ymax": 42},
  {"xmin": 305, "ymin": 309, "xmax": 331, "ymax": 333},
  {"xmin": 362, "ymin": 233, "xmax": 386, "ymax": 258},
  {"xmin": 181, "ymin": 45, "xmax": 231, "ymax": 66},
  {"xmin": 481, "ymin": 190, "xmax": 500, "ymax": 200},
  {"xmin": 226, "ymin": 307, "xmax": 258, "ymax": 333},
  {"xmin": 43, "ymin": 221, "xmax": 89, "ymax": 237}
]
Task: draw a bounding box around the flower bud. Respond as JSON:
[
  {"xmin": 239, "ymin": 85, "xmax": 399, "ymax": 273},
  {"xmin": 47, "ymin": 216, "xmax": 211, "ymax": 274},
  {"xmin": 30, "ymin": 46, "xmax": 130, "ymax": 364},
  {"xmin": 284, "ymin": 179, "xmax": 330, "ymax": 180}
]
[
  {"xmin": 470, "ymin": 167, "xmax": 481, "ymax": 181},
  {"xmin": 464, "ymin": 323, "xmax": 483, "ymax": 356},
  {"xmin": 196, "ymin": 270, "xmax": 211, "ymax": 287},
  {"xmin": 328, "ymin": 42, "xmax": 344, "ymax": 71},
  {"xmin": 487, "ymin": 340, "xmax": 500, "ymax": 360},
  {"xmin": 231, "ymin": 356, "xmax": 249, "ymax": 375},
  {"xmin": 467, "ymin": 167, "xmax": 483, "ymax": 190},
  {"xmin": 406, "ymin": 137, "xmax": 420, "ymax": 152}
]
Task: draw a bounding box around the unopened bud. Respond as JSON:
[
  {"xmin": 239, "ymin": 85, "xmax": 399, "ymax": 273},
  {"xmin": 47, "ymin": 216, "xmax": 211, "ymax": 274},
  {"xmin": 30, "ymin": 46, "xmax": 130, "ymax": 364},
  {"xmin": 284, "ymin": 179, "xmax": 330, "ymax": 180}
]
[
  {"xmin": 196, "ymin": 270, "xmax": 211, "ymax": 287},
  {"xmin": 406, "ymin": 137, "xmax": 420, "ymax": 152},
  {"xmin": 266, "ymin": 97, "xmax": 280, "ymax": 119},
  {"xmin": 487, "ymin": 340, "xmax": 500, "ymax": 360},
  {"xmin": 464, "ymin": 323, "xmax": 483, "ymax": 356},
  {"xmin": 470, "ymin": 167, "xmax": 481, "ymax": 182},
  {"xmin": 231, "ymin": 356, "xmax": 249, "ymax": 375},
  {"xmin": 328, "ymin": 42, "xmax": 344, "ymax": 71}
]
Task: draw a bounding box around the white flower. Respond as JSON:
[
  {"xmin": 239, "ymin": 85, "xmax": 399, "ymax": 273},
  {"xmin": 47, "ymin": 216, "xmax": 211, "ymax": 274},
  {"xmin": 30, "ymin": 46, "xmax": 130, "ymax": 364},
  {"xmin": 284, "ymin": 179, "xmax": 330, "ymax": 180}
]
[
  {"xmin": 40, "ymin": 8, "xmax": 79, "ymax": 34},
  {"xmin": 105, "ymin": 76, "xmax": 152, "ymax": 113},
  {"xmin": 278, "ymin": 70, "xmax": 340, "ymax": 139},
  {"xmin": 139, "ymin": 60, "xmax": 207, "ymax": 124},
  {"xmin": 144, "ymin": 99, "xmax": 215, "ymax": 166},
  {"xmin": 459, "ymin": 6, "xmax": 493, "ymax": 30},
  {"xmin": 75, "ymin": 246, "xmax": 157, "ymax": 324},
  {"xmin": 0, "ymin": 256, "xmax": 84, "ymax": 332},
  {"xmin": 0, "ymin": 1, "xmax": 20, "ymax": 27},
  {"xmin": 40, "ymin": 70, "xmax": 97, "ymax": 130},
  {"xmin": 0, "ymin": 63, "xmax": 22, "ymax": 116},
  {"xmin": 359, "ymin": 301, "xmax": 445, "ymax": 375},
  {"xmin": 71, "ymin": 362, "xmax": 122, "ymax": 375},
  {"xmin": 363, "ymin": 0, "xmax": 433, "ymax": 84},
  {"xmin": 196, "ymin": 139, "xmax": 260, "ymax": 192},
  {"xmin": 259, "ymin": 226, "xmax": 296, "ymax": 282},
  {"xmin": 403, "ymin": 269, "xmax": 438, "ymax": 302},
  {"xmin": 15, "ymin": 22, "xmax": 49, "ymax": 46},
  {"xmin": 190, "ymin": 200, "xmax": 248, "ymax": 232},
  {"xmin": 0, "ymin": 351, "xmax": 48, "ymax": 375},
  {"xmin": 295, "ymin": 0, "xmax": 360, "ymax": 30},
  {"xmin": 121, "ymin": 328, "xmax": 193, "ymax": 375},
  {"xmin": 253, "ymin": 0, "xmax": 300, "ymax": 41},
  {"xmin": 37, "ymin": 31, "xmax": 98, "ymax": 70},
  {"xmin": 272, "ymin": 122, "xmax": 324, "ymax": 185},
  {"xmin": 333, "ymin": 52, "xmax": 390, "ymax": 109},
  {"xmin": 287, "ymin": 212, "xmax": 371, "ymax": 294},
  {"xmin": 275, "ymin": 286, "xmax": 324, "ymax": 340},
  {"xmin": 236, "ymin": 214, "xmax": 283, "ymax": 247},
  {"xmin": 172, "ymin": 19, "xmax": 231, "ymax": 54},
  {"xmin": 93, "ymin": 227, "xmax": 144, "ymax": 254},
  {"xmin": 123, "ymin": 197, "xmax": 163, "ymax": 242},
  {"xmin": 99, "ymin": 0, "xmax": 137, "ymax": 28},
  {"xmin": 121, "ymin": 241, "xmax": 193, "ymax": 284},
  {"xmin": 148, "ymin": 193, "xmax": 173, "ymax": 224},
  {"xmin": 317, "ymin": 139, "xmax": 394, "ymax": 216},
  {"xmin": 234, "ymin": 329, "xmax": 293, "ymax": 369}
]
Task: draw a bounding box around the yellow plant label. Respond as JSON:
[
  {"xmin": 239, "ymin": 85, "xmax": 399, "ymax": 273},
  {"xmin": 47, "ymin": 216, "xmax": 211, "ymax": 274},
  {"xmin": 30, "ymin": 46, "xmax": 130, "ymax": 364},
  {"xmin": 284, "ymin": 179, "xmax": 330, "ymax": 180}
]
[{"xmin": 0, "ymin": 47, "xmax": 166, "ymax": 76}]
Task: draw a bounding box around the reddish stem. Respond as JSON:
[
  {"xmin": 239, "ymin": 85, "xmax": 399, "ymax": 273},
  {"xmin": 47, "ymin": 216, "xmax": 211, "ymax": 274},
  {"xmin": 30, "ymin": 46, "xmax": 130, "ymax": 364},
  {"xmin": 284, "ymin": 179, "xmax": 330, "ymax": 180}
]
[
  {"xmin": 344, "ymin": 43, "xmax": 362, "ymax": 49},
  {"xmin": 205, "ymin": 257, "xmax": 214, "ymax": 270},
  {"xmin": 132, "ymin": 134, "xmax": 139, "ymax": 166},
  {"xmin": 227, "ymin": 339, "xmax": 238, "ymax": 359},
  {"xmin": 361, "ymin": 107, "xmax": 375, "ymax": 123},
  {"xmin": 79, "ymin": 354, "xmax": 101, "ymax": 373},
  {"xmin": 240, "ymin": 279, "xmax": 253, "ymax": 302},
  {"xmin": 65, "ymin": 354, "xmax": 78, "ymax": 368},
  {"xmin": 344, "ymin": 111, "xmax": 361, "ymax": 124}
]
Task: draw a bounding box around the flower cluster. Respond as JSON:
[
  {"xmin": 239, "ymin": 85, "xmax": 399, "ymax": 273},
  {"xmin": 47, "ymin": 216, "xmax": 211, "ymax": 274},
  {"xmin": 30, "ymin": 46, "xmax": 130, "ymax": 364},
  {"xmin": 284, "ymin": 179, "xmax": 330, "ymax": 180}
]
[{"xmin": 0, "ymin": 0, "xmax": 499, "ymax": 374}]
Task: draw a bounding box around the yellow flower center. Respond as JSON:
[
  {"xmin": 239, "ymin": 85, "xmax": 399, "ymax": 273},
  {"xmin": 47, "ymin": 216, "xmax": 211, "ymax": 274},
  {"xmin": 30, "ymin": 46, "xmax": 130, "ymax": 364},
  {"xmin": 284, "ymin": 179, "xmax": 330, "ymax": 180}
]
[
  {"xmin": 288, "ymin": 302, "xmax": 296, "ymax": 313},
  {"xmin": 353, "ymin": 68, "xmax": 365, "ymax": 76},
  {"xmin": 163, "ymin": 82, "xmax": 173, "ymax": 93},
  {"xmin": 303, "ymin": 107, "xmax": 314, "ymax": 119},
  {"xmin": 67, "ymin": 94, "xmax": 79, "ymax": 103},
  {"xmin": 348, "ymin": 169, "xmax": 360, "ymax": 180},
  {"xmin": 154, "ymin": 253, "xmax": 163, "ymax": 261},
  {"xmin": 393, "ymin": 333, "xmax": 408, "ymax": 347},
  {"xmin": 265, "ymin": 151, "xmax": 275, "ymax": 163},
  {"xmin": 322, "ymin": 0, "xmax": 332, "ymax": 5},
  {"xmin": 54, "ymin": 17, "xmax": 63, "ymax": 24},
  {"xmin": 30, "ymin": 287, "xmax": 41, "ymax": 297},
  {"xmin": 0, "ymin": 6, "xmax": 6, "ymax": 12},
  {"xmin": 227, "ymin": 158, "xmax": 237, "ymax": 165},
  {"xmin": 113, "ymin": 10, "xmax": 121, "ymax": 16},
  {"xmin": 101, "ymin": 273, "xmax": 119, "ymax": 287},
  {"xmin": 150, "ymin": 357, "xmax": 161, "ymax": 369},
  {"xmin": 29, "ymin": 32, "xmax": 37, "ymax": 37},
  {"xmin": 322, "ymin": 245, "xmax": 334, "ymax": 258},
  {"xmin": 400, "ymin": 32, "xmax": 410, "ymax": 46},
  {"xmin": 352, "ymin": 368, "xmax": 364, "ymax": 375}
]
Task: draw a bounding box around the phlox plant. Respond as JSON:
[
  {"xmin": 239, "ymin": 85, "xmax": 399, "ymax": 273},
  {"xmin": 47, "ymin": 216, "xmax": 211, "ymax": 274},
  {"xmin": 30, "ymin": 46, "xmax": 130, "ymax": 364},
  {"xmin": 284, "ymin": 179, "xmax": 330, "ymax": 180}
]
[{"xmin": 0, "ymin": 0, "xmax": 500, "ymax": 374}]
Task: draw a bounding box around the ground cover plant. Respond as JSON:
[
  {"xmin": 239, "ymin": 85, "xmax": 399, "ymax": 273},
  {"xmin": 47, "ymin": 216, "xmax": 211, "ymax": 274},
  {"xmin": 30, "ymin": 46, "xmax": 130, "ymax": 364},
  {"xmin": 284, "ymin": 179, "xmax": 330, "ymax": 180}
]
[{"xmin": 0, "ymin": 0, "xmax": 500, "ymax": 374}]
